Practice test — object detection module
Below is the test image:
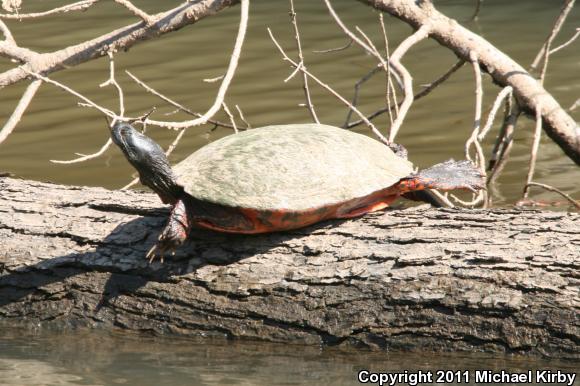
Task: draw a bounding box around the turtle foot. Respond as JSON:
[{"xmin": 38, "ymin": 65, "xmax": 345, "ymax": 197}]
[
  {"xmin": 146, "ymin": 230, "xmax": 184, "ymax": 264},
  {"xmin": 146, "ymin": 199, "xmax": 190, "ymax": 264}
]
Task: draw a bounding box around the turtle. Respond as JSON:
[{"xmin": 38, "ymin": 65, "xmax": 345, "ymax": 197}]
[{"xmin": 110, "ymin": 122, "xmax": 484, "ymax": 262}]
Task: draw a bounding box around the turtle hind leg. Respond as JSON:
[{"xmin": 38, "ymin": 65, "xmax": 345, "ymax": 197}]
[
  {"xmin": 398, "ymin": 159, "xmax": 485, "ymax": 194},
  {"xmin": 147, "ymin": 198, "xmax": 190, "ymax": 263}
]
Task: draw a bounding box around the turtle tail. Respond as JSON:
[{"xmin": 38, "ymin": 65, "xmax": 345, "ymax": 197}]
[{"xmin": 398, "ymin": 159, "xmax": 485, "ymax": 194}]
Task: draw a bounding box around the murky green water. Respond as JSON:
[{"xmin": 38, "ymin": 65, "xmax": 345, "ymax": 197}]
[
  {"xmin": 0, "ymin": 0, "xmax": 579, "ymax": 206},
  {"xmin": 0, "ymin": 0, "xmax": 579, "ymax": 384},
  {"xmin": 0, "ymin": 326, "xmax": 578, "ymax": 386}
]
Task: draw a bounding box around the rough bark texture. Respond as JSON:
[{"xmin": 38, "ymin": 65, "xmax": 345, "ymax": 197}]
[
  {"xmin": 0, "ymin": 177, "xmax": 578, "ymax": 359},
  {"xmin": 358, "ymin": 0, "xmax": 580, "ymax": 166}
]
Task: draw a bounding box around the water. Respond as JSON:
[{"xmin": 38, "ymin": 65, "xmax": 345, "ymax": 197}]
[
  {"xmin": 0, "ymin": 0, "xmax": 579, "ymax": 384},
  {"xmin": 0, "ymin": 326, "xmax": 577, "ymax": 386},
  {"xmin": 0, "ymin": 0, "xmax": 578, "ymax": 206}
]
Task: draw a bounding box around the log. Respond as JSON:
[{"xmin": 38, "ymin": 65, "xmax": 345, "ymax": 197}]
[{"xmin": 0, "ymin": 177, "xmax": 578, "ymax": 359}]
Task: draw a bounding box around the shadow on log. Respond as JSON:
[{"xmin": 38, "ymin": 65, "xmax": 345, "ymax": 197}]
[{"xmin": 0, "ymin": 177, "xmax": 578, "ymax": 359}]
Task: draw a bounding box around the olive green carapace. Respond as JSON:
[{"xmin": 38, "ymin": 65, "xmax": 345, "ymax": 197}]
[{"xmin": 173, "ymin": 124, "xmax": 413, "ymax": 211}]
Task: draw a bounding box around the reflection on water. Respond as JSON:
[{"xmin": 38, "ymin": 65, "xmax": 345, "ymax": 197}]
[
  {"xmin": 0, "ymin": 326, "xmax": 577, "ymax": 386},
  {"xmin": 0, "ymin": 0, "xmax": 578, "ymax": 206}
]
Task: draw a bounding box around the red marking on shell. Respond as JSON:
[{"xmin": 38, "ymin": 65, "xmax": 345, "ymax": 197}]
[{"xmin": 192, "ymin": 186, "xmax": 402, "ymax": 233}]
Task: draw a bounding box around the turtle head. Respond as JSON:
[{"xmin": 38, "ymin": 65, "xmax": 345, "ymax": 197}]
[{"xmin": 110, "ymin": 121, "xmax": 182, "ymax": 204}]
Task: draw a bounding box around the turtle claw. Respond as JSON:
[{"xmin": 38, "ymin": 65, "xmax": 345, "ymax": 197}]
[
  {"xmin": 146, "ymin": 234, "xmax": 180, "ymax": 264},
  {"xmin": 146, "ymin": 244, "xmax": 172, "ymax": 264}
]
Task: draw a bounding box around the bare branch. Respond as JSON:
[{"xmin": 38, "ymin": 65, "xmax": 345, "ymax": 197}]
[
  {"xmin": 126, "ymin": 71, "xmax": 236, "ymax": 130},
  {"xmin": 51, "ymin": 139, "xmax": 113, "ymax": 165},
  {"xmin": 549, "ymin": 27, "xmax": 580, "ymax": 55},
  {"xmin": 0, "ymin": 79, "xmax": 41, "ymax": 145},
  {"xmin": 530, "ymin": 0, "xmax": 576, "ymax": 70},
  {"xmin": 387, "ymin": 25, "xmax": 430, "ymax": 143},
  {"xmin": 268, "ymin": 28, "xmax": 388, "ymax": 145},
  {"xmin": 0, "ymin": 41, "xmax": 39, "ymax": 62},
  {"xmin": 478, "ymin": 86, "xmax": 512, "ymax": 141},
  {"xmin": 523, "ymin": 182, "xmax": 580, "ymax": 210},
  {"xmin": 143, "ymin": 0, "xmax": 248, "ymax": 129},
  {"xmin": 343, "ymin": 66, "xmax": 381, "ymax": 128},
  {"xmin": 358, "ymin": 0, "xmax": 580, "ymax": 166},
  {"xmin": 51, "ymin": 52, "xmax": 125, "ymax": 165},
  {"xmin": 222, "ymin": 102, "xmax": 238, "ymax": 133},
  {"xmin": 470, "ymin": 0, "xmax": 484, "ymax": 22},
  {"xmin": 235, "ymin": 104, "xmax": 251, "ymax": 129},
  {"xmin": 379, "ymin": 13, "xmax": 397, "ymax": 124},
  {"xmin": 345, "ymin": 59, "xmax": 465, "ymax": 129},
  {"xmin": 24, "ymin": 68, "xmax": 115, "ymax": 118},
  {"xmin": 0, "ymin": 0, "xmax": 100, "ymax": 19},
  {"xmin": 313, "ymin": 39, "xmax": 352, "ymax": 54},
  {"xmin": 289, "ymin": 0, "xmax": 319, "ymax": 123},
  {"xmin": 113, "ymin": 0, "xmax": 154, "ymax": 25},
  {"xmin": 487, "ymin": 106, "xmax": 520, "ymax": 183},
  {"xmin": 100, "ymin": 52, "xmax": 125, "ymax": 117},
  {"xmin": 522, "ymin": 104, "xmax": 543, "ymax": 199},
  {"xmin": 0, "ymin": 0, "xmax": 240, "ymax": 88},
  {"xmin": 0, "ymin": 19, "xmax": 14, "ymax": 44}
]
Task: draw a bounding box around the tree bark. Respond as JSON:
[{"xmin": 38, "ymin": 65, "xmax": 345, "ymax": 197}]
[
  {"xmin": 358, "ymin": 0, "xmax": 580, "ymax": 166},
  {"xmin": 0, "ymin": 177, "xmax": 578, "ymax": 358}
]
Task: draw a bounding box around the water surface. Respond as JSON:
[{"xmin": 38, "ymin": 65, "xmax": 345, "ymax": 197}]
[{"xmin": 0, "ymin": 326, "xmax": 578, "ymax": 386}]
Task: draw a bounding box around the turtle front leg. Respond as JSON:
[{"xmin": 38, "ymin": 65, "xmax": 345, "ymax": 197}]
[{"xmin": 147, "ymin": 198, "xmax": 190, "ymax": 263}]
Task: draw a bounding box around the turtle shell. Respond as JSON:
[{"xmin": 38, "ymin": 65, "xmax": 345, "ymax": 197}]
[{"xmin": 172, "ymin": 124, "xmax": 413, "ymax": 211}]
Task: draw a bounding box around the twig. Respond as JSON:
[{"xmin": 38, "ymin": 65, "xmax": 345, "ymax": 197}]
[
  {"xmin": 387, "ymin": 25, "xmax": 430, "ymax": 143},
  {"xmin": 343, "ymin": 66, "xmax": 381, "ymax": 128},
  {"xmin": 549, "ymin": 27, "xmax": 580, "ymax": 55},
  {"xmin": 487, "ymin": 105, "xmax": 520, "ymax": 183},
  {"xmin": 126, "ymin": 71, "xmax": 236, "ymax": 130},
  {"xmin": 143, "ymin": 0, "xmax": 249, "ymax": 129},
  {"xmin": 313, "ymin": 39, "xmax": 352, "ymax": 53},
  {"xmin": 23, "ymin": 68, "xmax": 115, "ymax": 118},
  {"xmin": 345, "ymin": 59, "xmax": 465, "ymax": 129},
  {"xmin": 530, "ymin": 0, "xmax": 576, "ymax": 70},
  {"xmin": 470, "ymin": 0, "xmax": 484, "ymax": 21},
  {"xmin": 51, "ymin": 52, "xmax": 124, "ymax": 164},
  {"xmin": 415, "ymin": 59, "xmax": 465, "ymax": 100},
  {"xmin": 222, "ymin": 102, "xmax": 238, "ymax": 133},
  {"xmin": 478, "ymin": 86, "xmax": 512, "ymax": 141},
  {"xmin": 523, "ymin": 182, "xmax": 580, "ymax": 210},
  {"xmin": 379, "ymin": 13, "xmax": 397, "ymax": 124},
  {"xmin": 203, "ymin": 75, "xmax": 224, "ymax": 83},
  {"xmin": 0, "ymin": 79, "xmax": 41, "ymax": 145},
  {"xmin": 0, "ymin": 19, "xmax": 14, "ymax": 44},
  {"xmin": 0, "ymin": 0, "xmax": 100, "ymax": 19},
  {"xmin": 100, "ymin": 52, "xmax": 125, "ymax": 117},
  {"xmin": 289, "ymin": 0, "xmax": 319, "ymax": 123},
  {"xmin": 51, "ymin": 139, "xmax": 113, "ymax": 165},
  {"xmin": 460, "ymin": 51, "xmax": 487, "ymax": 207},
  {"xmin": 465, "ymin": 51, "xmax": 485, "ymax": 170},
  {"xmin": 569, "ymin": 98, "xmax": 580, "ymax": 112},
  {"xmin": 113, "ymin": 0, "xmax": 155, "ymax": 25},
  {"xmin": 522, "ymin": 104, "xmax": 543, "ymax": 199},
  {"xmin": 268, "ymin": 28, "xmax": 388, "ymax": 145},
  {"xmin": 235, "ymin": 104, "xmax": 251, "ymax": 129}
]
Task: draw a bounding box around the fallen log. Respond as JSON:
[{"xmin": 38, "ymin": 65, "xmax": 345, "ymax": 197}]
[{"xmin": 0, "ymin": 177, "xmax": 578, "ymax": 359}]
